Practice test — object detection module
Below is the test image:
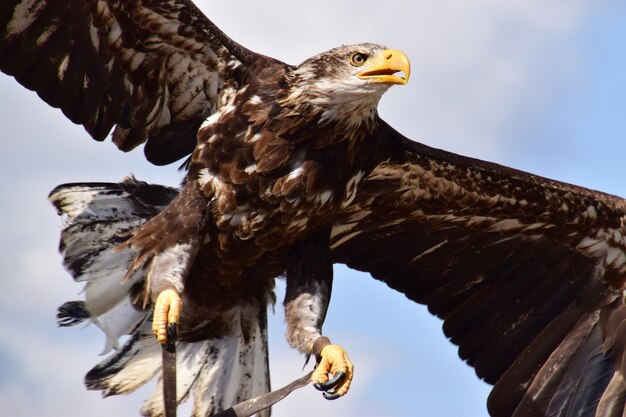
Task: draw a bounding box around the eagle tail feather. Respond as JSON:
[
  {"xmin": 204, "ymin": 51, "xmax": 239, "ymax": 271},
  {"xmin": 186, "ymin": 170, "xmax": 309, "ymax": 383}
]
[
  {"xmin": 85, "ymin": 317, "xmax": 162, "ymax": 396},
  {"xmin": 141, "ymin": 306, "xmax": 271, "ymax": 417},
  {"xmin": 56, "ymin": 300, "xmax": 90, "ymax": 326},
  {"xmin": 50, "ymin": 179, "xmax": 271, "ymax": 416},
  {"xmin": 82, "ymin": 304, "xmax": 270, "ymax": 417},
  {"xmin": 50, "ymin": 178, "xmax": 175, "ymax": 352}
]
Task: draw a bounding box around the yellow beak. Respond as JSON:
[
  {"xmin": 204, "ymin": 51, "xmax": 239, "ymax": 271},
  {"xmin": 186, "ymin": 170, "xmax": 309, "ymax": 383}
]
[{"xmin": 357, "ymin": 49, "xmax": 411, "ymax": 85}]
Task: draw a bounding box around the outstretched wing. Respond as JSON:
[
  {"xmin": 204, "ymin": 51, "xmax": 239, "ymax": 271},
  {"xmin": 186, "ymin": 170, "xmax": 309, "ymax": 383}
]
[
  {"xmin": 331, "ymin": 122, "xmax": 626, "ymax": 416},
  {"xmin": 0, "ymin": 0, "xmax": 266, "ymax": 165}
]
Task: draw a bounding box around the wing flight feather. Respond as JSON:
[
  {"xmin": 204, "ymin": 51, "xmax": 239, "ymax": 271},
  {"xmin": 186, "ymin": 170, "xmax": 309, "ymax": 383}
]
[
  {"xmin": 331, "ymin": 124, "xmax": 626, "ymax": 416},
  {"xmin": 0, "ymin": 0, "xmax": 262, "ymax": 164}
]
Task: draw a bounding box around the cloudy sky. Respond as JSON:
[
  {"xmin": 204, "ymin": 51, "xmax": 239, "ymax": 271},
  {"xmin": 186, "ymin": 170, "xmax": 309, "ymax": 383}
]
[{"xmin": 1, "ymin": 1, "xmax": 625, "ymax": 416}]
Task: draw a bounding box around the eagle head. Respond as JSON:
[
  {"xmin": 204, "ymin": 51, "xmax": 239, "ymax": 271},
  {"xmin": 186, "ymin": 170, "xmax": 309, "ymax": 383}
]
[{"xmin": 285, "ymin": 43, "xmax": 411, "ymax": 129}]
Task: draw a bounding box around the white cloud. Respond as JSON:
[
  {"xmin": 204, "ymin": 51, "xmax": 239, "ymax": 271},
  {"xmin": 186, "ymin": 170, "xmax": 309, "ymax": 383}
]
[{"xmin": 0, "ymin": 321, "xmax": 150, "ymax": 417}]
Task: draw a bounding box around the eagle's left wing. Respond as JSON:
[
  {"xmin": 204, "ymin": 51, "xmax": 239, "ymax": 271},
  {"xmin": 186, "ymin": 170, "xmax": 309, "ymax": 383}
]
[
  {"xmin": 331, "ymin": 122, "xmax": 626, "ymax": 416},
  {"xmin": 0, "ymin": 0, "xmax": 268, "ymax": 165}
]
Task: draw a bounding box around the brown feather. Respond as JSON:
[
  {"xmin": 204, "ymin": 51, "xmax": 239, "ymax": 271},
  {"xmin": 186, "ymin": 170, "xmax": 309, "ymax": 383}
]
[
  {"xmin": 332, "ymin": 123, "xmax": 626, "ymax": 416},
  {"xmin": 1, "ymin": 0, "xmax": 272, "ymax": 164}
]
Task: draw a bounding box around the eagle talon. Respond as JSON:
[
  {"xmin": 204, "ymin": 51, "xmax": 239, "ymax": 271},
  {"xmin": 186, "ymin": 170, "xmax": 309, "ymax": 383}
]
[
  {"xmin": 310, "ymin": 344, "xmax": 354, "ymax": 398},
  {"xmin": 313, "ymin": 371, "xmax": 345, "ymax": 391},
  {"xmin": 153, "ymin": 289, "xmax": 182, "ymax": 345},
  {"xmin": 322, "ymin": 391, "xmax": 342, "ymax": 401}
]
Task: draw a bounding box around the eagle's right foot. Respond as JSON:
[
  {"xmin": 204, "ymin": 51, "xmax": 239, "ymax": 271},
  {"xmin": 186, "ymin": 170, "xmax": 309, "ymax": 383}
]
[{"xmin": 153, "ymin": 289, "xmax": 182, "ymax": 345}]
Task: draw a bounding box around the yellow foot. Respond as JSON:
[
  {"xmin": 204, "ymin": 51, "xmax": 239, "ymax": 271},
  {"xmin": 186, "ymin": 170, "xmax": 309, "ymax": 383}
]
[
  {"xmin": 152, "ymin": 289, "xmax": 182, "ymax": 345},
  {"xmin": 311, "ymin": 344, "xmax": 354, "ymax": 400}
]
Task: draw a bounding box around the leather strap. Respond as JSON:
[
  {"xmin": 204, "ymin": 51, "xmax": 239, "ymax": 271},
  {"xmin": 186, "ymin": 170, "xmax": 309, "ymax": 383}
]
[
  {"xmin": 162, "ymin": 340, "xmax": 177, "ymax": 417},
  {"xmin": 161, "ymin": 333, "xmax": 312, "ymax": 417},
  {"xmin": 311, "ymin": 336, "xmax": 332, "ymax": 360},
  {"xmin": 212, "ymin": 371, "xmax": 313, "ymax": 417}
]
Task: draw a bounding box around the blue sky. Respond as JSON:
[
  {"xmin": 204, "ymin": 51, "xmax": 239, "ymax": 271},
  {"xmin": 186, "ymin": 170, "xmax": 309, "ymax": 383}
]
[{"xmin": 0, "ymin": 1, "xmax": 625, "ymax": 416}]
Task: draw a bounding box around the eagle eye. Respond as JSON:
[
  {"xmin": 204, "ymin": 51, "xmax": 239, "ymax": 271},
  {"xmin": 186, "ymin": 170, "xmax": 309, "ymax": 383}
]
[{"xmin": 349, "ymin": 52, "xmax": 368, "ymax": 66}]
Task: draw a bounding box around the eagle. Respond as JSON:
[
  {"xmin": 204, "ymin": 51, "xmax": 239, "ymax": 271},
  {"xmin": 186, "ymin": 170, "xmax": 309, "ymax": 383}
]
[{"xmin": 2, "ymin": 1, "xmax": 626, "ymax": 417}]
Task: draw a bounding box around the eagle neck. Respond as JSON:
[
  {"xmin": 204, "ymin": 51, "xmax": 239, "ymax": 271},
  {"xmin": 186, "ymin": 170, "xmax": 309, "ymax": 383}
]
[{"xmin": 281, "ymin": 74, "xmax": 383, "ymax": 135}]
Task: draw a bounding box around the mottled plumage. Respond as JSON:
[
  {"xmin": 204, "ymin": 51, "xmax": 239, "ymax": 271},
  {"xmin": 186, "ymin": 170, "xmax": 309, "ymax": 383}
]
[{"xmin": 4, "ymin": 1, "xmax": 626, "ymax": 417}]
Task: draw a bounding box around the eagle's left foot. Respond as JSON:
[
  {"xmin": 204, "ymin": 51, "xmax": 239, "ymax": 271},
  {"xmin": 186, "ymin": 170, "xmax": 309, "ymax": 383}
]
[
  {"xmin": 153, "ymin": 289, "xmax": 182, "ymax": 345},
  {"xmin": 311, "ymin": 343, "xmax": 354, "ymax": 400}
]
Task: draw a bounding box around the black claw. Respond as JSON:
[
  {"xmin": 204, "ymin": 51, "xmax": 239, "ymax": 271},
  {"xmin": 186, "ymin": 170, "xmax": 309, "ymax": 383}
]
[
  {"xmin": 313, "ymin": 371, "xmax": 345, "ymax": 391},
  {"xmin": 166, "ymin": 323, "xmax": 177, "ymax": 349},
  {"xmin": 323, "ymin": 391, "xmax": 341, "ymax": 400}
]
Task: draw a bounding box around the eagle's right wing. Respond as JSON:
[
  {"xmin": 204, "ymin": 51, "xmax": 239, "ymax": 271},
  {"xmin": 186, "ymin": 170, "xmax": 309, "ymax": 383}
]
[{"xmin": 1, "ymin": 0, "xmax": 270, "ymax": 165}]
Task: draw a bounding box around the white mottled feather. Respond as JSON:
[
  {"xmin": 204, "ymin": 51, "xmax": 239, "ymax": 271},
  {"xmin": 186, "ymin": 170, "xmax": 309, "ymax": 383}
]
[
  {"xmin": 51, "ymin": 182, "xmax": 271, "ymax": 416},
  {"xmin": 150, "ymin": 242, "xmax": 194, "ymax": 295},
  {"xmin": 93, "ymin": 296, "xmax": 146, "ymax": 354},
  {"xmin": 51, "ymin": 183, "xmax": 155, "ymax": 352},
  {"xmin": 284, "ymin": 288, "xmax": 327, "ymax": 353},
  {"xmin": 81, "ymin": 246, "xmax": 142, "ymax": 310},
  {"xmin": 5, "ymin": 0, "xmax": 45, "ymax": 37},
  {"xmin": 51, "ymin": 184, "xmax": 142, "ymax": 223},
  {"xmin": 95, "ymin": 325, "xmax": 163, "ymax": 396},
  {"xmin": 188, "ymin": 306, "xmax": 270, "ymax": 417}
]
